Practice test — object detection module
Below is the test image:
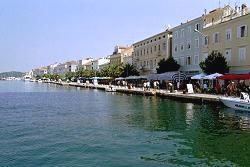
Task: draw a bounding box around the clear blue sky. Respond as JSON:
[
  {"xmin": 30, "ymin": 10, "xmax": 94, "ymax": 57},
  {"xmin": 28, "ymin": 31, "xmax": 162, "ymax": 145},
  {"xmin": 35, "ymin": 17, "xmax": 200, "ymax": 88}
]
[{"xmin": 0, "ymin": 0, "xmax": 247, "ymax": 72}]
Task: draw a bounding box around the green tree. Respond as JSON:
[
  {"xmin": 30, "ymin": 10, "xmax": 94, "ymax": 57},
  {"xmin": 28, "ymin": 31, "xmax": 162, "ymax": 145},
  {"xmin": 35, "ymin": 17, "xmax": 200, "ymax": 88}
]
[
  {"xmin": 120, "ymin": 64, "xmax": 139, "ymax": 77},
  {"xmin": 100, "ymin": 64, "xmax": 123, "ymax": 78},
  {"xmin": 65, "ymin": 72, "xmax": 76, "ymax": 80},
  {"xmin": 156, "ymin": 57, "xmax": 180, "ymax": 74},
  {"xmin": 199, "ymin": 51, "xmax": 229, "ymax": 74}
]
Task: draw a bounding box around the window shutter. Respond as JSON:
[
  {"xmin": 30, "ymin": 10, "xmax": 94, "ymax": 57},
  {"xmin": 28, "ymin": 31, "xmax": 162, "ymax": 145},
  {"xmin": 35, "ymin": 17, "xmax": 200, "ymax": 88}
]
[
  {"xmin": 245, "ymin": 25, "xmax": 248, "ymax": 37},
  {"xmin": 237, "ymin": 26, "xmax": 241, "ymax": 38}
]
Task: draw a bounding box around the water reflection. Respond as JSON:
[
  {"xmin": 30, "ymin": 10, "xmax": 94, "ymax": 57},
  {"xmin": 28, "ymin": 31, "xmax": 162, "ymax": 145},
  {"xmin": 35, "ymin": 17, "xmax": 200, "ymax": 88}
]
[
  {"xmin": 220, "ymin": 107, "xmax": 250, "ymax": 131},
  {"xmin": 185, "ymin": 103, "xmax": 194, "ymax": 125},
  {"xmin": 111, "ymin": 96, "xmax": 250, "ymax": 166}
]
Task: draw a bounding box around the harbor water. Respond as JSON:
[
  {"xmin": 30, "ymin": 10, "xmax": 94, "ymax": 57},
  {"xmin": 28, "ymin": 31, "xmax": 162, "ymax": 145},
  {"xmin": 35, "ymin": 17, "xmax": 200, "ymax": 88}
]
[{"xmin": 0, "ymin": 81, "xmax": 250, "ymax": 167}]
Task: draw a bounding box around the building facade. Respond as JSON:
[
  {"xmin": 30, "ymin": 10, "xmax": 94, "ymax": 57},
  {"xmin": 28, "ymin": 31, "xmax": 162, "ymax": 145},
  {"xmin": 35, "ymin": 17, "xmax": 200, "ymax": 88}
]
[
  {"xmin": 47, "ymin": 63, "xmax": 59, "ymax": 75},
  {"xmin": 76, "ymin": 58, "xmax": 93, "ymax": 71},
  {"xmin": 109, "ymin": 46, "xmax": 133, "ymax": 65},
  {"xmin": 92, "ymin": 57, "xmax": 110, "ymax": 71},
  {"xmin": 171, "ymin": 17, "xmax": 203, "ymax": 76},
  {"xmin": 202, "ymin": 4, "xmax": 250, "ymax": 74},
  {"xmin": 32, "ymin": 67, "xmax": 48, "ymax": 77},
  {"xmin": 53, "ymin": 61, "xmax": 77, "ymax": 75},
  {"xmin": 132, "ymin": 30, "xmax": 172, "ymax": 75}
]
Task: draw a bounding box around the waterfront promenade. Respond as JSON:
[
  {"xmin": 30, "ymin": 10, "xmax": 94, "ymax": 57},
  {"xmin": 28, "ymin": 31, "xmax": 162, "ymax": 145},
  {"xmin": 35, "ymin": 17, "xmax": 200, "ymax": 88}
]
[{"xmin": 47, "ymin": 81, "xmax": 222, "ymax": 104}]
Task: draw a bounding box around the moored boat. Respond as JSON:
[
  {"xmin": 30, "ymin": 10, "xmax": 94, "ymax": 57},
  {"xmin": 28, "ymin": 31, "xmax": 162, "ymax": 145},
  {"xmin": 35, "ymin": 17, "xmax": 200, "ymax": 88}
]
[{"xmin": 220, "ymin": 92, "xmax": 250, "ymax": 111}]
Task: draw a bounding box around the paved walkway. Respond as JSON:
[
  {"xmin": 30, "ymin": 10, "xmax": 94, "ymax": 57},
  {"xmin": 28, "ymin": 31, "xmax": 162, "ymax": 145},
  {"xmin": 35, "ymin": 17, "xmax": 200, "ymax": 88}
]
[{"xmin": 50, "ymin": 81, "xmax": 223, "ymax": 104}]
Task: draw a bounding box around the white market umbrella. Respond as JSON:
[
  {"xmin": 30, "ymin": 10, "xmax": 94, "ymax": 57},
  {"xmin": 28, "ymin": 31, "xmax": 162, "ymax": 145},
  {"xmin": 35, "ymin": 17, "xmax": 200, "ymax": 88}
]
[
  {"xmin": 203, "ymin": 73, "xmax": 223, "ymax": 80},
  {"xmin": 191, "ymin": 73, "xmax": 207, "ymax": 80}
]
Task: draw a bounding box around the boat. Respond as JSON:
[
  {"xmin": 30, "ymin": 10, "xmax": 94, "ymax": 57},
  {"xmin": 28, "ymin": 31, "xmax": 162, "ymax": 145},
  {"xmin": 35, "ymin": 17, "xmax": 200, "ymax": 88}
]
[
  {"xmin": 105, "ymin": 86, "xmax": 116, "ymax": 92},
  {"xmin": 220, "ymin": 92, "xmax": 250, "ymax": 111}
]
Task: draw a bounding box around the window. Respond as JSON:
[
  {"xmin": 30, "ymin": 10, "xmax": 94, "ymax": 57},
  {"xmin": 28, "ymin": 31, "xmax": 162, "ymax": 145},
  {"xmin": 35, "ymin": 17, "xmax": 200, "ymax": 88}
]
[
  {"xmin": 144, "ymin": 49, "xmax": 145, "ymax": 55},
  {"xmin": 174, "ymin": 57, "xmax": 179, "ymax": 64},
  {"xmin": 195, "ymin": 23, "xmax": 200, "ymax": 31},
  {"xmin": 195, "ymin": 38, "xmax": 199, "ymax": 48},
  {"xmin": 174, "ymin": 45, "xmax": 178, "ymax": 52},
  {"xmin": 146, "ymin": 48, "xmax": 149, "ymax": 54},
  {"xmin": 188, "ymin": 26, "xmax": 192, "ymax": 33},
  {"xmin": 194, "ymin": 55, "xmax": 199, "ymax": 65},
  {"xmin": 174, "ymin": 31, "xmax": 178, "ymax": 39},
  {"xmin": 239, "ymin": 47, "xmax": 246, "ymax": 61},
  {"xmin": 226, "ymin": 29, "xmax": 232, "ymax": 41},
  {"xmin": 213, "ymin": 32, "xmax": 219, "ymax": 43},
  {"xmin": 180, "ymin": 57, "xmax": 185, "ymax": 65},
  {"xmin": 181, "ymin": 29, "xmax": 185, "ymax": 38},
  {"xmin": 180, "ymin": 44, "xmax": 184, "ymax": 51},
  {"xmin": 154, "ymin": 45, "xmax": 157, "ymax": 52},
  {"xmin": 238, "ymin": 25, "xmax": 247, "ymax": 38},
  {"xmin": 144, "ymin": 61, "xmax": 146, "ymax": 67},
  {"xmin": 186, "ymin": 56, "xmax": 191, "ymax": 65},
  {"xmin": 150, "ymin": 47, "xmax": 152, "ymax": 54},
  {"xmin": 187, "ymin": 40, "xmax": 191, "ymax": 49},
  {"xmin": 163, "ymin": 42, "xmax": 166, "ymax": 50},
  {"xmin": 158, "ymin": 45, "xmax": 161, "ymax": 51},
  {"xmin": 204, "ymin": 36, "xmax": 209, "ymax": 46},
  {"xmin": 203, "ymin": 53, "xmax": 208, "ymax": 61},
  {"xmin": 150, "ymin": 60, "xmax": 153, "ymax": 69},
  {"xmin": 154, "ymin": 59, "xmax": 157, "ymax": 66},
  {"xmin": 140, "ymin": 50, "xmax": 142, "ymax": 56},
  {"xmin": 225, "ymin": 49, "xmax": 232, "ymax": 62}
]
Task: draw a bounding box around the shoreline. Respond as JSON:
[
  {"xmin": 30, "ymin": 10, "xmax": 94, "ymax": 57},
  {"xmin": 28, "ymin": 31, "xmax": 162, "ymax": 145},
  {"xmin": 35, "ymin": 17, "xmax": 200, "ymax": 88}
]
[{"xmin": 44, "ymin": 81, "xmax": 223, "ymax": 105}]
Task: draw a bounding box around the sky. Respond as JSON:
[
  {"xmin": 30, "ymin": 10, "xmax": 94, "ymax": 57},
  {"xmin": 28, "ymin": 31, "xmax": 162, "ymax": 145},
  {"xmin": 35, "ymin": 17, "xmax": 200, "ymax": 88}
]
[{"xmin": 0, "ymin": 0, "xmax": 249, "ymax": 72}]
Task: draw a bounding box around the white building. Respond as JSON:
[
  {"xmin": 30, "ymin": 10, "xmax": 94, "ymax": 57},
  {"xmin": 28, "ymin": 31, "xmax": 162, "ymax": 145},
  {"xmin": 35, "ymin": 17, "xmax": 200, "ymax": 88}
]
[
  {"xmin": 77, "ymin": 58, "xmax": 93, "ymax": 71},
  {"xmin": 47, "ymin": 63, "xmax": 59, "ymax": 74},
  {"xmin": 53, "ymin": 61, "xmax": 77, "ymax": 75},
  {"xmin": 92, "ymin": 57, "xmax": 110, "ymax": 71},
  {"xmin": 171, "ymin": 17, "xmax": 203, "ymax": 76}
]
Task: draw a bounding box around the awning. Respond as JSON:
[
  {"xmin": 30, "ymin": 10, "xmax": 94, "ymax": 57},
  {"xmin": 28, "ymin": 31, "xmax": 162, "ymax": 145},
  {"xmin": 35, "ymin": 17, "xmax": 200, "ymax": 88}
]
[
  {"xmin": 203, "ymin": 73, "xmax": 223, "ymax": 80},
  {"xmin": 172, "ymin": 72, "xmax": 187, "ymax": 82},
  {"xmin": 217, "ymin": 74, "xmax": 250, "ymax": 80},
  {"xmin": 148, "ymin": 71, "xmax": 187, "ymax": 81},
  {"xmin": 115, "ymin": 77, "xmax": 124, "ymax": 81},
  {"xmin": 125, "ymin": 76, "xmax": 147, "ymax": 80},
  {"xmin": 191, "ymin": 73, "xmax": 207, "ymax": 80}
]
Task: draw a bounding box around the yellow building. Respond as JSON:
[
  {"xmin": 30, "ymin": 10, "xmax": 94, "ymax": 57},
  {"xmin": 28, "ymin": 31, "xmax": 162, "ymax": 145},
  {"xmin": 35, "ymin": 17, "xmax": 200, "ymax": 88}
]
[
  {"xmin": 202, "ymin": 4, "xmax": 250, "ymax": 74},
  {"xmin": 132, "ymin": 30, "xmax": 172, "ymax": 75},
  {"xmin": 109, "ymin": 46, "xmax": 133, "ymax": 65}
]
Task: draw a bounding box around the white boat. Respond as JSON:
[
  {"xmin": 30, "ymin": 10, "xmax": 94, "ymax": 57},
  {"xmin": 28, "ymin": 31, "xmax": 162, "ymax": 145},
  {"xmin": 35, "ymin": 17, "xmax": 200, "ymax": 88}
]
[
  {"xmin": 37, "ymin": 79, "xmax": 43, "ymax": 83},
  {"xmin": 220, "ymin": 92, "xmax": 250, "ymax": 111},
  {"xmin": 105, "ymin": 86, "xmax": 116, "ymax": 92}
]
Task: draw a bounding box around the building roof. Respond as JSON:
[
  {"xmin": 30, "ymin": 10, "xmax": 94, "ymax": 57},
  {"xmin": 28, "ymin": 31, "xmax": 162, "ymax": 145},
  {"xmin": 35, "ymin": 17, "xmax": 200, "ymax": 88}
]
[{"xmin": 133, "ymin": 30, "xmax": 171, "ymax": 45}]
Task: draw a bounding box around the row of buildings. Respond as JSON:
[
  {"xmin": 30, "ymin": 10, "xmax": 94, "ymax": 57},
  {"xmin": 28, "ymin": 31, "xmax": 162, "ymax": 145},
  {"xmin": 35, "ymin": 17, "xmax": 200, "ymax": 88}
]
[
  {"xmin": 31, "ymin": 46, "xmax": 133, "ymax": 77},
  {"xmin": 31, "ymin": 3, "xmax": 250, "ymax": 77}
]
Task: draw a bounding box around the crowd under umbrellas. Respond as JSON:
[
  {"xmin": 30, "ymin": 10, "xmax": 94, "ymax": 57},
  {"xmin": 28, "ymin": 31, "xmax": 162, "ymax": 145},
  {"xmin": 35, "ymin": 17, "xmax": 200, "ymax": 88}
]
[
  {"xmin": 76, "ymin": 71, "xmax": 250, "ymax": 97},
  {"xmin": 191, "ymin": 73, "xmax": 250, "ymax": 96}
]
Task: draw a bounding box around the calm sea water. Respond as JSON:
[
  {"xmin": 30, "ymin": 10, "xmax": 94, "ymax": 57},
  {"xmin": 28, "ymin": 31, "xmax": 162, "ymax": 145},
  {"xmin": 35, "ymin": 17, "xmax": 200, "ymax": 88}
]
[{"xmin": 0, "ymin": 81, "xmax": 250, "ymax": 167}]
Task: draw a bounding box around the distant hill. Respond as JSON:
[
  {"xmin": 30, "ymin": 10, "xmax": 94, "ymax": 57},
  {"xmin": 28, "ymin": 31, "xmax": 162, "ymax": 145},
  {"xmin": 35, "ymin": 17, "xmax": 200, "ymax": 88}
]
[{"xmin": 0, "ymin": 71, "xmax": 25, "ymax": 79}]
